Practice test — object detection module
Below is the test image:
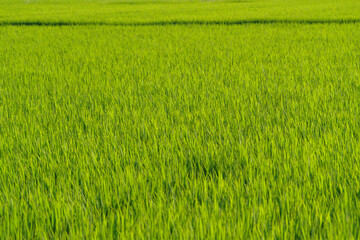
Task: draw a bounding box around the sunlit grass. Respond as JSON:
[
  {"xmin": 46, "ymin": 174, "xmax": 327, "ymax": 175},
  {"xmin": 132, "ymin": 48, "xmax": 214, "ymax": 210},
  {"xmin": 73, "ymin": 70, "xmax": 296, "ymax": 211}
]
[{"xmin": 1, "ymin": 1, "xmax": 360, "ymax": 239}]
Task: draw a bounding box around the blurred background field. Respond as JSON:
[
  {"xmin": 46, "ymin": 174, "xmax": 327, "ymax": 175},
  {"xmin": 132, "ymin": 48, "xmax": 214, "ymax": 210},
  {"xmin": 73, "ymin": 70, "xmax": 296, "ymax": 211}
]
[{"xmin": 1, "ymin": 0, "xmax": 360, "ymax": 24}]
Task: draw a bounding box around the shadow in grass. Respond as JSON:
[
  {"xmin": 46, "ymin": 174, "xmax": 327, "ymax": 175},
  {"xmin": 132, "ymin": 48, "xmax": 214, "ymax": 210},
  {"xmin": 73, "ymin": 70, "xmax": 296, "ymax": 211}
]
[{"xmin": 1, "ymin": 19, "xmax": 360, "ymax": 26}]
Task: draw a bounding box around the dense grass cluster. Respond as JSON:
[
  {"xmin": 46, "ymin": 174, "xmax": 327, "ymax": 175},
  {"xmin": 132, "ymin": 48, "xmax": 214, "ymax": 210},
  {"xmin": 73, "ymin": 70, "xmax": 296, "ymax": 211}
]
[{"xmin": 1, "ymin": 0, "xmax": 360, "ymax": 239}]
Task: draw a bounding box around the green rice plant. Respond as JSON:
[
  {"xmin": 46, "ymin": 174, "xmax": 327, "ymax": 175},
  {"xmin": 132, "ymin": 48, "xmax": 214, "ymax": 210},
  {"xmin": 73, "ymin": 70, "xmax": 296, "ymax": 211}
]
[{"xmin": 1, "ymin": 0, "xmax": 360, "ymax": 239}]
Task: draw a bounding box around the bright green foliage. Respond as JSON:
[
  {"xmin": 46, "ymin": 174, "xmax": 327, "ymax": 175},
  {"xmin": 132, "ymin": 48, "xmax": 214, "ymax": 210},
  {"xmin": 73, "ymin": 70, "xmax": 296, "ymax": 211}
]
[
  {"xmin": 0, "ymin": 0, "xmax": 360, "ymax": 24},
  {"xmin": 1, "ymin": 0, "xmax": 360, "ymax": 239}
]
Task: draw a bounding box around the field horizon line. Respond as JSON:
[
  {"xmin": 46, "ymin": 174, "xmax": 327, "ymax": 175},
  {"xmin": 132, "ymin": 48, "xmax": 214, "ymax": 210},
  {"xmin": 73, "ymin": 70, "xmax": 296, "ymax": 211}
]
[{"xmin": 1, "ymin": 18, "xmax": 360, "ymax": 27}]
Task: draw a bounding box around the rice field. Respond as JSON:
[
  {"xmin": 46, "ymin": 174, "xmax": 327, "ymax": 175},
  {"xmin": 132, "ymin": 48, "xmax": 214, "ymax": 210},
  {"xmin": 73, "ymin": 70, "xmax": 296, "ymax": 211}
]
[{"xmin": 1, "ymin": 0, "xmax": 360, "ymax": 239}]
